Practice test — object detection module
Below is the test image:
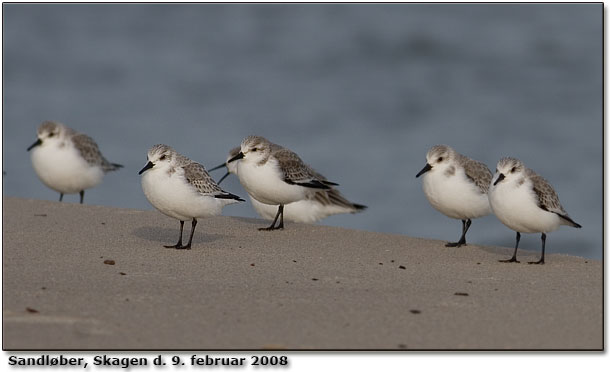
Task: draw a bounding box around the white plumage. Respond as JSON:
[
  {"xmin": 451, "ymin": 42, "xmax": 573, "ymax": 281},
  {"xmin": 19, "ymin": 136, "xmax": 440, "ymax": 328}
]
[
  {"xmin": 488, "ymin": 157, "xmax": 581, "ymax": 264},
  {"xmin": 211, "ymin": 146, "xmax": 366, "ymax": 223},
  {"xmin": 416, "ymin": 145, "xmax": 492, "ymax": 247},
  {"xmin": 139, "ymin": 144, "xmax": 243, "ymax": 249},
  {"xmin": 225, "ymin": 136, "xmax": 364, "ymax": 230},
  {"xmin": 28, "ymin": 120, "xmax": 122, "ymax": 203}
]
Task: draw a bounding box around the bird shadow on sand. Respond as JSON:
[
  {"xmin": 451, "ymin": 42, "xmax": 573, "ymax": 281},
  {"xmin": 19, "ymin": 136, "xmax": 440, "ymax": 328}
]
[
  {"xmin": 132, "ymin": 226, "xmax": 225, "ymax": 245},
  {"xmin": 226, "ymin": 215, "xmax": 268, "ymax": 225}
]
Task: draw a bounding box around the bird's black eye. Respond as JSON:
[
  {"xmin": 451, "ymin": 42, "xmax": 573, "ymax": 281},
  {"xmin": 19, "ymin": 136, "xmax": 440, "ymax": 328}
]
[
  {"xmin": 510, "ymin": 167, "xmax": 516, "ymax": 173},
  {"xmin": 48, "ymin": 132, "xmax": 55, "ymax": 137},
  {"xmin": 160, "ymin": 155, "xmax": 167, "ymax": 161},
  {"xmin": 252, "ymin": 148, "xmax": 257, "ymax": 152},
  {"xmin": 438, "ymin": 157, "xmax": 443, "ymax": 162}
]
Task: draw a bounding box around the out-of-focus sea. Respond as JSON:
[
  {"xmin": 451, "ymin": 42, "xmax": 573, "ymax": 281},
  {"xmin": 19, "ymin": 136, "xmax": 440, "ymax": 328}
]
[{"xmin": 2, "ymin": 4, "xmax": 602, "ymax": 259}]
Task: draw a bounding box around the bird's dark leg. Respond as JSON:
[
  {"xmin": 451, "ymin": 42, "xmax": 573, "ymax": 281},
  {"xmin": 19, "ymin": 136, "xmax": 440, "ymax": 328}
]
[
  {"xmin": 500, "ymin": 232, "xmax": 521, "ymax": 263},
  {"xmin": 177, "ymin": 218, "xmax": 197, "ymax": 250},
  {"xmin": 164, "ymin": 220, "xmax": 184, "ymax": 249},
  {"xmin": 528, "ymin": 233, "xmax": 546, "ymax": 265},
  {"xmin": 277, "ymin": 205, "xmax": 285, "ymax": 229},
  {"xmin": 259, "ymin": 205, "xmax": 284, "ymax": 231},
  {"xmin": 59, "ymin": 193, "xmax": 64, "ymax": 202},
  {"xmin": 446, "ymin": 219, "xmax": 471, "ymax": 247},
  {"xmin": 79, "ymin": 190, "xmax": 85, "ymax": 204}
]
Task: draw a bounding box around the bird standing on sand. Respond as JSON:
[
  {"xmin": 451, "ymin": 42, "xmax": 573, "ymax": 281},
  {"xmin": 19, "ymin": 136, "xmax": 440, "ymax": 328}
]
[
  {"xmin": 27, "ymin": 120, "xmax": 122, "ymax": 204},
  {"xmin": 139, "ymin": 144, "xmax": 244, "ymax": 250},
  {"xmin": 416, "ymin": 145, "xmax": 492, "ymax": 247},
  {"xmin": 227, "ymin": 136, "xmax": 358, "ymax": 230},
  {"xmin": 488, "ymin": 157, "xmax": 581, "ymax": 264},
  {"xmin": 209, "ymin": 146, "xmax": 366, "ymax": 223}
]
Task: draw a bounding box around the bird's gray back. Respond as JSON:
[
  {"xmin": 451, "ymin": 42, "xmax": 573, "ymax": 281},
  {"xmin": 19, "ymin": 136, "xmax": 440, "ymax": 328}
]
[
  {"xmin": 182, "ymin": 162, "xmax": 224, "ymax": 195},
  {"xmin": 272, "ymin": 147, "xmax": 319, "ymax": 183},
  {"xmin": 458, "ymin": 154, "xmax": 493, "ymax": 193},
  {"xmin": 527, "ymin": 168, "xmax": 566, "ymax": 215},
  {"xmin": 72, "ymin": 133, "xmax": 119, "ymax": 172}
]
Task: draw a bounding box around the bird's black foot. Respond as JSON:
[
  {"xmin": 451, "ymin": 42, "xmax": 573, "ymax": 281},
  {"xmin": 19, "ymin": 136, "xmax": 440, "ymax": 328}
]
[
  {"xmin": 499, "ymin": 257, "xmax": 520, "ymax": 263},
  {"xmin": 164, "ymin": 243, "xmax": 183, "ymax": 249},
  {"xmin": 175, "ymin": 244, "xmax": 192, "ymax": 250},
  {"xmin": 258, "ymin": 226, "xmax": 283, "ymax": 231},
  {"xmin": 445, "ymin": 241, "xmax": 466, "ymax": 247},
  {"xmin": 528, "ymin": 258, "xmax": 544, "ymax": 265}
]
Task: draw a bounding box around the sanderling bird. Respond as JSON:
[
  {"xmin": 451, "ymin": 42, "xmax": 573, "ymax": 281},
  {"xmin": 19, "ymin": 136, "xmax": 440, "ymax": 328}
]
[
  {"xmin": 416, "ymin": 145, "xmax": 492, "ymax": 247},
  {"xmin": 226, "ymin": 136, "xmax": 360, "ymax": 230},
  {"xmin": 139, "ymin": 144, "xmax": 244, "ymax": 250},
  {"xmin": 488, "ymin": 157, "xmax": 581, "ymax": 264},
  {"xmin": 27, "ymin": 120, "xmax": 123, "ymax": 204},
  {"xmin": 209, "ymin": 147, "xmax": 366, "ymax": 223}
]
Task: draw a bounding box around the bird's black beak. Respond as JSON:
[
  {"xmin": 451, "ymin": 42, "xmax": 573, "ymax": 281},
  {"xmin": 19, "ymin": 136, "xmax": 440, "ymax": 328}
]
[
  {"xmin": 208, "ymin": 162, "xmax": 227, "ymax": 172},
  {"xmin": 216, "ymin": 171, "xmax": 231, "ymax": 185},
  {"xmin": 138, "ymin": 161, "xmax": 154, "ymax": 175},
  {"xmin": 493, "ymin": 173, "xmax": 505, "ymax": 186},
  {"xmin": 416, "ymin": 163, "xmax": 432, "ymax": 178},
  {"xmin": 227, "ymin": 152, "xmax": 245, "ymax": 163},
  {"xmin": 27, "ymin": 138, "xmax": 42, "ymax": 151}
]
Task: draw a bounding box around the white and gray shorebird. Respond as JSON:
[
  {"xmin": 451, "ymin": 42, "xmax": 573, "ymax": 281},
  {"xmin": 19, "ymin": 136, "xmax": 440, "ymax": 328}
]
[
  {"xmin": 27, "ymin": 120, "xmax": 123, "ymax": 204},
  {"xmin": 139, "ymin": 144, "xmax": 244, "ymax": 250},
  {"xmin": 489, "ymin": 157, "xmax": 581, "ymax": 264},
  {"xmin": 208, "ymin": 147, "xmax": 366, "ymax": 223},
  {"xmin": 225, "ymin": 136, "xmax": 363, "ymax": 230},
  {"xmin": 416, "ymin": 145, "xmax": 492, "ymax": 247}
]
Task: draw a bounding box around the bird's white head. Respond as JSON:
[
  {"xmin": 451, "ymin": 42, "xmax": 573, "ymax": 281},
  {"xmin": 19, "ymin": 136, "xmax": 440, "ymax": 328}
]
[
  {"xmin": 227, "ymin": 136, "xmax": 273, "ymax": 166},
  {"xmin": 139, "ymin": 144, "xmax": 177, "ymax": 175},
  {"xmin": 27, "ymin": 121, "xmax": 70, "ymax": 151},
  {"xmin": 492, "ymin": 157, "xmax": 525, "ymax": 186},
  {"xmin": 416, "ymin": 144, "xmax": 456, "ymax": 178}
]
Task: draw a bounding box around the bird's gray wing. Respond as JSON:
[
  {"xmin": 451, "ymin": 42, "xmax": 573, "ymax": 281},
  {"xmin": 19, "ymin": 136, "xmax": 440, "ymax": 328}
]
[
  {"xmin": 72, "ymin": 133, "xmax": 122, "ymax": 172},
  {"xmin": 183, "ymin": 162, "xmax": 244, "ymax": 201},
  {"xmin": 310, "ymin": 188, "xmax": 367, "ymax": 212},
  {"xmin": 529, "ymin": 171, "xmax": 580, "ymax": 227},
  {"xmin": 274, "ymin": 148, "xmax": 336, "ymax": 189},
  {"xmin": 462, "ymin": 157, "xmax": 493, "ymax": 193}
]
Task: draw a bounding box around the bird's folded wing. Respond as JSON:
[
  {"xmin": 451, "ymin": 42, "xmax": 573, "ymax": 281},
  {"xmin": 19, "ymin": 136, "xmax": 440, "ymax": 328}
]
[
  {"xmin": 183, "ymin": 162, "xmax": 223, "ymax": 194},
  {"xmin": 274, "ymin": 148, "xmax": 335, "ymax": 189},
  {"xmin": 463, "ymin": 157, "xmax": 493, "ymax": 193}
]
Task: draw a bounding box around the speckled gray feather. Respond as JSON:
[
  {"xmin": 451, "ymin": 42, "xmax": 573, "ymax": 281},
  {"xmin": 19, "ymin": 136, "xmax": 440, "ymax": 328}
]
[
  {"xmin": 254, "ymin": 138, "xmax": 335, "ymax": 188},
  {"xmin": 182, "ymin": 162, "xmax": 226, "ymax": 195},
  {"xmin": 149, "ymin": 144, "xmax": 240, "ymax": 199},
  {"xmin": 72, "ymin": 133, "xmax": 122, "ymax": 172},
  {"xmin": 429, "ymin": 145, "xmax": 492, "ymax": 194},
  {"xmin": 38, "ymin": 121, "xmax": 121, "ymax": 172},
  {"xmin": 240, "ymin": 136, "xmax": 337, "ymax": 189},
  {"xmin": 526, "ymin": 169, "xmax": 566, "ymax": 213},
  {"xmin": 497, "ymin": 157, "xmax": 580, "ymax": 227},
  {"xmin": 457, "ymin": 154, "xmax": 493, "ymax": 194},
  {"xmin": 272, "ymin": 148, "xmax": 320, "ymax": 183},
  {"xmin": 310, "ymin": 188, "xmax": 366, "ymax": 211}
]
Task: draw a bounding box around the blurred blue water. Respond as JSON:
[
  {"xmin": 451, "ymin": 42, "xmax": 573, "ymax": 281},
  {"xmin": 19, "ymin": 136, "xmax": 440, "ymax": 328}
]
[{"xmin": 2, "ymin": 4, "xmax": 602, "ymax": 259}]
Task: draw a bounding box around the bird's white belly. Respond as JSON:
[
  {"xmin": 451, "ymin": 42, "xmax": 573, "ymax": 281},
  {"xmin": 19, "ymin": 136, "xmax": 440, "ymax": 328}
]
[
  {"xmin": 237, "ymin": 161, "xmax": 309, "ymax": 205},
  {"xmin": 141, "ymin": 170, "xmax": 225, "ymax": 221},
  {"xmin": 30, "ymin": 145, "xmax": 103, "ymax": 194},
  {"xmin": 422, "ymin": 171, "xmax": 491, "ymax": 220},
  {"xmin": 489, "ymin": 183, "xmax": 560, "ymax": 233},
  {"xmin": 250, "ymin": 194, "xmax": 348, "ymax": 223}
]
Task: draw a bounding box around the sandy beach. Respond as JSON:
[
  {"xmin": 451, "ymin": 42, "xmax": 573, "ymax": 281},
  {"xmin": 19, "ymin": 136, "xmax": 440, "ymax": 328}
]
[{"xmin": 2, "ymin": 197, "xmax": 602, "ymax": 350}]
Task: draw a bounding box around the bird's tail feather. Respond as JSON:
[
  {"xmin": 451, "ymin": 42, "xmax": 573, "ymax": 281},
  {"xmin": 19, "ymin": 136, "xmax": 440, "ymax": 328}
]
[{"xmin": 558, "ymin": 213, "xmax": 582, "ymax": 228}]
